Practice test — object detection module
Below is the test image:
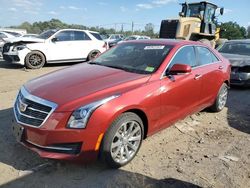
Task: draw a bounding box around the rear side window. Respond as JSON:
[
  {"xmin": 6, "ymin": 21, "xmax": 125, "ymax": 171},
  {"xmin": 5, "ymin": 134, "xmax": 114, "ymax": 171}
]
[
  {"xmin": 168, "ymin": 46, "xmax": 197, "ymax": 69},
  {"xmin": 55, "ymin": 31, "xmax": 73, "ymax": 41},
  {"xmin": 73, "ymin": 31, "xmax": 91, "ymax": 41},
  {"xmin": 90, "ymin": 32, "xmax": 103, "ymax": 40},
  {"xmin": 196, "ymin": 46, "xmax": 219, "ymax": 65}
]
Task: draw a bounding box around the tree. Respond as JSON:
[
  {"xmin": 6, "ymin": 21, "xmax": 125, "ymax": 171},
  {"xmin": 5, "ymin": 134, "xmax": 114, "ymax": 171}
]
[{"xmin": 220, "ymin": 22, "xmax": 247, "ymax": 39}]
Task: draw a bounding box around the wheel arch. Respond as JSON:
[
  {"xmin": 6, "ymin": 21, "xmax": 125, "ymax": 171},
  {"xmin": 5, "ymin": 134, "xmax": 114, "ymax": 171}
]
[
  {"xmin": 87, "ymin": 49, "xmax": 101, "ymax": 61},
  {"xmin": 123, "ymin": 109, "xmax": 149, "ymax": 139},
  {"xmin": 25, "ymin": 50, "xmax": 47, "ymax": 63}
]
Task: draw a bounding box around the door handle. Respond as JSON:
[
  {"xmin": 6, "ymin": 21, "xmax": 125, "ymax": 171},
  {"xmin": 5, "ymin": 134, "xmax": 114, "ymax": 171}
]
[
  {"xmin": 219, "ymin": 66, "xmax": 224, "ymax": 70},
  {"xmin": 194, "ymin": 74, "xmax": 202, "ymax": 80}
]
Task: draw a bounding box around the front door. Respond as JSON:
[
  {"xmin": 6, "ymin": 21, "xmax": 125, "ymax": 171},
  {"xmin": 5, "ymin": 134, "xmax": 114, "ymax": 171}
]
[{"xmin": 159, "ymin": 46, "xmax": 202, "ymax": 129}]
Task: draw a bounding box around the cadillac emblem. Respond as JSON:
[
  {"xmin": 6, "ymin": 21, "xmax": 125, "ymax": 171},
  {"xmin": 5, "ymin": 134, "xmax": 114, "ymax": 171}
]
[{"xmin": 19, "ymin": 100, "xmax": 28, "ymax": 112}]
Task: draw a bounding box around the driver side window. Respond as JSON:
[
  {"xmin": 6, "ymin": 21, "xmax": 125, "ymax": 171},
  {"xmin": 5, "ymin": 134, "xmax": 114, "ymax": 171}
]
[{"xmin": 167, "ymin": 46, "xmax": 197, "ymax": 71}]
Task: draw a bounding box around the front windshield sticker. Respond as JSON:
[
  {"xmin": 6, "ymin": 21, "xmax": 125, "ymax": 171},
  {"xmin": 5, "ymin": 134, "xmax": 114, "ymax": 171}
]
[
  {"xmin": 145, "ymin": 66, "xmax": 155, "ymax": 72},
  {"xmin": 144, "ymin": 46, "xmax": 165, "ymax": 50}
]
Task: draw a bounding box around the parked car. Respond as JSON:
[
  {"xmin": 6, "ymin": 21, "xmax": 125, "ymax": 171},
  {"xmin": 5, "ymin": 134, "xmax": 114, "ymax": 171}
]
[
  {"xmin": 218, "ymin": 39, "xmax": 250, "ymax": 87},
  {"xmin": 0, "ymin": 38, "xmax": 4, "ymax": 57},
  {"xmin": 2, "ymin": 29, "xmax": 107, "ymax": 69},
  {"xmin": 12, "ymin": 40, "xmax": 230, "ymax": 168},
  {"xmin": 124, "ymin": 35, "xmax": 150, "ymax": 41},
  {"xmin": 104, "ymin": 34, "xmax": 124, "ymax": 44},
  {"xmin": 118, "ymin": 35, "xmax": 151, "ymax": 44},
  {"xmin": 0, "ymin": 31, "xmax": 19, "ymax": 39},
  {"xmin": 22, "ymin": 34, "xmax": 39, "ymax": 38},
  {"xmin": 108, "ymin": 38, "xmax": 123, "ymax": 48}
]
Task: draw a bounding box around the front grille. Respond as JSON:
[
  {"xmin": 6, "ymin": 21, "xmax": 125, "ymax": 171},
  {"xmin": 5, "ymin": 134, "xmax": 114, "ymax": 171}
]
[
  {"xmin": 159, "ymin": 20, "xmax": 178, "ymax": 39},
  {"xmin": 3, "ymin": 43, "xmax": 11, "ymax": 53},
  {"xmin": 14, "ymin": 87, "xmax": 57, "ymax": 127}
]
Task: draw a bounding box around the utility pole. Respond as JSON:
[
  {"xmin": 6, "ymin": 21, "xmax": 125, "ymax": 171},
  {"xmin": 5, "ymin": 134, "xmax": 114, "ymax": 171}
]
[
  {"xmin": 132, "ymin": 21, "xmax": 134, "ymax": 34},
  {"xmin": 121, "ymin": 24, "xmax": 124, "ymax": 33}
]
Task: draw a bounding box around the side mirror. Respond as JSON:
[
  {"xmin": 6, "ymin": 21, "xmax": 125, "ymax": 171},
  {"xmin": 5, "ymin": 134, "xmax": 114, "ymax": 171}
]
[
  {"xmin": 51, "ymin": 37, "xmax": 58, "ymax": 42},
  {"xmin": 220, "ymin": 7, "xmax": 224, "ymax": 15},
  {"xmin": 179, "ymin": 12, "xmax": 184, "ymax": 17},
  {"xmin": 169, "ymin": 64, "xmax": 192, "ymax": 74}
]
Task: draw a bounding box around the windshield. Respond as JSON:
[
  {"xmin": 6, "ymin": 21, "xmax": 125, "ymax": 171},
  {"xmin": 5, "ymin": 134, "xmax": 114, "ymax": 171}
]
[
  {"xmin": 38, "ymin": 29, "xmax": 58, "ymax": 39},
  {"xmin": 89, "ymin": 43, "xmax": 173, "ymax": 74},
  {"xmin": 185, "ymin": 4, "xmax": 204, "ymax": 18},
  {"xmin": 218, "ymin": 42, "xmax": 250, "ymax": 56}
]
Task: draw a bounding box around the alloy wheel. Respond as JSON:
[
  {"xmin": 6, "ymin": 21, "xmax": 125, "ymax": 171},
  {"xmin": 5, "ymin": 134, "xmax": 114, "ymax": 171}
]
[
  {"xmin": 218, "ymin": 86, "xmax": 228, "ymax": 110},
  {"xmin": 29, "ymin": 54, "xmax": 43, "ymax": 66},
  {"xmin": 110, "ymin": 120, "xmax": 142, "ymax": 164}
]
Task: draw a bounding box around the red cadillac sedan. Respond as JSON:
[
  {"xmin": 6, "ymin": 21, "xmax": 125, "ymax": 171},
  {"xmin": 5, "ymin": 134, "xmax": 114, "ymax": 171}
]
[{"xmin": 12, "ymin": 40, "xmax": 230, "ymax": 168}]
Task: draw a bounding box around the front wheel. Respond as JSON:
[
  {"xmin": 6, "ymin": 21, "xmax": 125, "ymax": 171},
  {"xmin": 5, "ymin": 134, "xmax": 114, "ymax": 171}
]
[
  {"xmin": 25, "ymin": 51, "xmax": 46, "ymax": 69},
  {"xmin": 100, "ymin": 112, "xmax": 144, "ymax": 168},
  {"xmin": 210, "ymin": 83, "xmax": 228, "ymax": 112}
]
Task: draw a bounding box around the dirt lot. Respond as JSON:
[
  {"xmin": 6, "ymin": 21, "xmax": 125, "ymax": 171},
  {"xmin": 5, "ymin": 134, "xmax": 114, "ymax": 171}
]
[{"xmin": 0, "ymin": 59, "xmax": 249, "ymax": 188}]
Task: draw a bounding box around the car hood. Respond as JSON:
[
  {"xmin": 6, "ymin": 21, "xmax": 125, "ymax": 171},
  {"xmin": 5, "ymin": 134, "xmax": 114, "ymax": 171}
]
[
  {"xmin": 221, "ymin": 53, "xmax": 250, "ymax": 67},
  {"xmin": 4, "ymin": 36, "xmax": 45, "ymax": 44},
  {"xmin": 24, "ymin": 63, "xmax": 150, "ymax": 111}
]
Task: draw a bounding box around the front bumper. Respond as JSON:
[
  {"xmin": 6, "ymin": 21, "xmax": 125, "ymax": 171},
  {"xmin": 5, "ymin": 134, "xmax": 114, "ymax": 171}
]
[
  {"xmin": 3, "ymin": 49, "xmax": 29, "ymax": 65},
  {"xmin": 12, "ymin": 112, "xmax": 103, "ymax": 162},
  {"xmin": 230, "ymin": 72, "xmax": 250, "ymax": 86}
]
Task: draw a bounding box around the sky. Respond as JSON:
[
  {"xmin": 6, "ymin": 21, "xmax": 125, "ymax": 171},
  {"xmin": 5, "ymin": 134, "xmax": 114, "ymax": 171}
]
[{"xmin": 0, "ymin": 0, "xmax": 249, "ymax": 32}]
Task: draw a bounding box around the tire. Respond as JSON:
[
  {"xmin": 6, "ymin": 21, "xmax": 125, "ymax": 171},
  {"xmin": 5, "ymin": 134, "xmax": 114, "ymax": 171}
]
[
  {"xmin": 25, "ymin": 51, "xmax": 46, "ymax": 69},
  {"xmin": 87, "ymin": 50, "xmax": 100, "ymax": 61},
  {"xmin": 210, "ymin": 83, "xmax": 228, "ymax": 112},
  {"xmin": 100, "ymin": 112, "xmax": 144, "ymax": 168}
]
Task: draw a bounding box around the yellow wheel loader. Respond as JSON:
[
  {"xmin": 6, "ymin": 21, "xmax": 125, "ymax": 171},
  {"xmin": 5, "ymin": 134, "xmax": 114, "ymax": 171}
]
[{"xmin": 159, "ymin": 1, "xmax": 224, "ymax": 48}]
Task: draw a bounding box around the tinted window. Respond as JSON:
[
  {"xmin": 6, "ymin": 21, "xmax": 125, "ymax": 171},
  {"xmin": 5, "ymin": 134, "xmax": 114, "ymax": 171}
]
[
  {"xmin": 169, "ymin": 46, "xmax": 197, "ymax": 69},
  {"xmin": 74, "ymin": 31, "xmax": 91, "ymax": 41},
  {"xmin": 90, "ymin": 32, "xmax": 102, "ymax": 40},
  {"xmin": 55, "ymin": 31, "xmax": 73, "ymax": 41},
  {"xmin": 91, "ymin": 43, "xmax": 173, "ymax": 74},
  {"xmin": 218, "ymin": 42, "xmax": 250, "ymax": 56},
  {"xmin": 197, "ymin": 46, "xmax": 218, "ymax": 65},
  {"xmin": 38, "ymin": 29, "xmax": 58, "ymax": 39},
  {"xmin": 0, "ymin": 33, "xmax": 7, "ymax": 38},
  {"xmin": 4, "ymin": 31, "xmax": 22, "ymax": 37}
]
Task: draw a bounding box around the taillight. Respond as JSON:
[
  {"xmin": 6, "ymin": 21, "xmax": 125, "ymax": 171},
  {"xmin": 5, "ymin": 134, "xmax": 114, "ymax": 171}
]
[{"xmin": 103, "ymin": 42, "xmax": 108, "ymax": 49}]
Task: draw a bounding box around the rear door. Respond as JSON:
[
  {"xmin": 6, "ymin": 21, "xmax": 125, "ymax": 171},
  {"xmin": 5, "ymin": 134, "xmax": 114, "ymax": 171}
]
[
  {"xmin": 72, "ymin": 31, "xmax": 93, "ymax": 60},
  {"xmin": 159, "ymin": 46, "xmax": 203, "ymax": 129},
  {"xmin": 195, "ymin": 46, "xmax": 224, "ymax": 107}
]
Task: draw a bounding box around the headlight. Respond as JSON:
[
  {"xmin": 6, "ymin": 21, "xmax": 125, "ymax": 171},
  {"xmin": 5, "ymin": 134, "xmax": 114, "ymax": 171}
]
[
  {"xmin": 13, "ymin": 45, "xmax": 27, "ymax": 51},
  {"xmin": 67, "ymin": 95, "xmax": 120, "ymax": 129}
]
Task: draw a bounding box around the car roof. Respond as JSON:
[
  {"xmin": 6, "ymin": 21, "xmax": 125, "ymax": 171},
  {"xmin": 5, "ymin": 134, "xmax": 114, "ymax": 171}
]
[
  {"xmin": 124, "ymin": 39, "xmax": 204, "ymax": 46},
  {"xmin": 224, "ymin": 39, "xmax": 250, "ymax": 44},
  {"xmin": 57, "ymin": 29, "xmax": 100, "ymax": 33}
]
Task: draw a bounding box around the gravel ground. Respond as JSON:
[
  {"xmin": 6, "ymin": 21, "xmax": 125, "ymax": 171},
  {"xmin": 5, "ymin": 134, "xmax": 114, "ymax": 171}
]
[{"xmin": 0, "ymin": 60, "xmax": 249, "ymax": 188}]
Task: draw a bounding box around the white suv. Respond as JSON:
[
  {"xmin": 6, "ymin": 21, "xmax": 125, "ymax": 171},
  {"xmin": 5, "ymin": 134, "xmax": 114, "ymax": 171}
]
[{"xmin": 3, "ymin": 29, "xmax": 107, "ymax": 69}]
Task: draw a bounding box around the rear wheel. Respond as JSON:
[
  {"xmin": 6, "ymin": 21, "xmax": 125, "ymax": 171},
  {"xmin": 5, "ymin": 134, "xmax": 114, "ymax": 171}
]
[
  {"xmin": 87, "ymin": 50, "xmax": 100, "ymax": 61},
  {"xmin": 210, "ymin": 83, "xmax": 228, "ymax": 112},
  {"xmin": 100, "ymin": 112, "xmax": 144, "ymax": 168},
  {"xmin": 25, "ymin": 51, "xmax": 46, "ymax": 69}
]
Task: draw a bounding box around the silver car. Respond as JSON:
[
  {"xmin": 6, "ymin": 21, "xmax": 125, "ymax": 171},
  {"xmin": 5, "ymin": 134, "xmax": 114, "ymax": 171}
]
[{"xmin": 218, "ymin": 40, "xmax": 250, "ymax": 87}]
